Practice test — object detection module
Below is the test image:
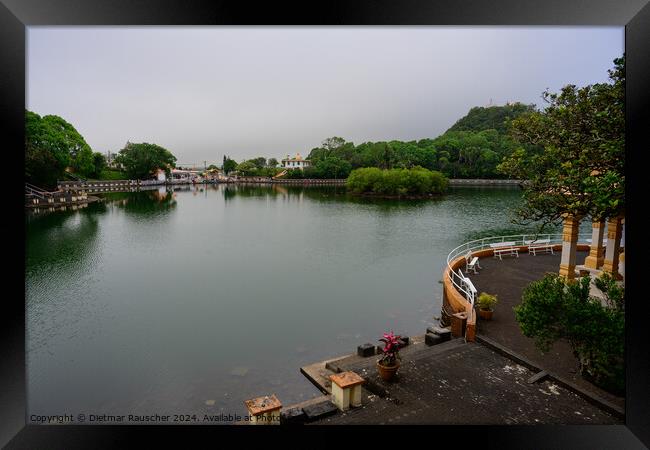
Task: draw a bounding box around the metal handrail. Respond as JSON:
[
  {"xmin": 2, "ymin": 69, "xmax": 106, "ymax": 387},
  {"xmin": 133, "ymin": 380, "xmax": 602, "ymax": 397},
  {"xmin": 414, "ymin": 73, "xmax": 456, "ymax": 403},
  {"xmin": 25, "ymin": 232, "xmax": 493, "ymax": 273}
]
[
  {"xmin": 25, "ymin": 183, "xmax": 54, "ymax": 199},
  {"xmin": 445, "ymin": 232, "xmax": 593, "ymax": 308}
]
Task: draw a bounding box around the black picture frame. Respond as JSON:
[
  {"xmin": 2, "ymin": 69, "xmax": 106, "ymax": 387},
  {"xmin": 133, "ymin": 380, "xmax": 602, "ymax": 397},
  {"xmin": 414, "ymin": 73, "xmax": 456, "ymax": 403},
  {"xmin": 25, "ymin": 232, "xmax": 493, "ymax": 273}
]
[{"xmin": 2, "ymin": 0, "xmax": 648, "ymax": 447}]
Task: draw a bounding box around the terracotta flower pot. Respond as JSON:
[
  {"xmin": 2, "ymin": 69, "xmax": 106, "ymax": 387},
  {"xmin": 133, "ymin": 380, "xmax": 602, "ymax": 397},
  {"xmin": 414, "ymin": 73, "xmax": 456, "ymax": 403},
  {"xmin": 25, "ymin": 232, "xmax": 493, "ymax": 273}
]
[
  {"xmin": 479, "ymin": 308, "xmax": 493, "ymax": 320},
  {"xmin": 377, "ymin": 361, "xmax": 400, "ymax": 381}
]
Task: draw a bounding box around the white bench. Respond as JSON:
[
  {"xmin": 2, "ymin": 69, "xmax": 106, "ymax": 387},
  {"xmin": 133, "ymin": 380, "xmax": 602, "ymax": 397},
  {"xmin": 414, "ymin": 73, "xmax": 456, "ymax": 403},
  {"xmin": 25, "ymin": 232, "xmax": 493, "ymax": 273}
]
[
  {"xmin": 525, "ymin": 238, "xmax": 554, "ymax": 256},
  {"xmin": 490, "ymin": 242, "xmax": 519, "ymax": 260},
  {"xmin": 464, "ymin": 251, "xmax": 481, "ymax": 274}
]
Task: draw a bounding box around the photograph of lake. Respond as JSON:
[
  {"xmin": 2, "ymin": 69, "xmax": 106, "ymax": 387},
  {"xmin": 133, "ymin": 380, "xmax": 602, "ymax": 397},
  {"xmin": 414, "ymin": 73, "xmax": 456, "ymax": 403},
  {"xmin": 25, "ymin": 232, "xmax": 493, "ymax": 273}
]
[{"xmin": 25, "ymin": 26, "xmax": 625, "ymax": 425}]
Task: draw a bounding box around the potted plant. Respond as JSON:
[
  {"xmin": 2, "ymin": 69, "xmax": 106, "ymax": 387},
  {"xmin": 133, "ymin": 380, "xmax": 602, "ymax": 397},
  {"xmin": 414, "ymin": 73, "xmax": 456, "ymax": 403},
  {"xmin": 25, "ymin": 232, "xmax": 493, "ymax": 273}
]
[
  {"xmin": 377, "ymin": 331, "xmax": 402, "ymax": 381},
  {"xmin": 477, "ymin": 292, "xmax": 498, "ymax": 320}
]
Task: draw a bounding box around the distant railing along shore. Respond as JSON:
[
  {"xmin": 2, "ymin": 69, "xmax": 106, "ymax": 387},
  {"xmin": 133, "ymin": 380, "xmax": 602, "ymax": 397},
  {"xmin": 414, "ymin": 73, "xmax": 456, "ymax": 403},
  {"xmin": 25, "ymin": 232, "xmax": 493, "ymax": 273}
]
[{"xmin": 448, "ymin": 179, "xmax": 522, "ymax": 186}]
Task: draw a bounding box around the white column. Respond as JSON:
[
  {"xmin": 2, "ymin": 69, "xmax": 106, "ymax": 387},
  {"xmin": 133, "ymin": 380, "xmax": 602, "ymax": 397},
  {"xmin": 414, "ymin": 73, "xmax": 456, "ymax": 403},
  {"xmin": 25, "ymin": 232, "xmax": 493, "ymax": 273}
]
[{"xmin": 603, "ymin": 216, "xmax": 623, "ymax": 280}]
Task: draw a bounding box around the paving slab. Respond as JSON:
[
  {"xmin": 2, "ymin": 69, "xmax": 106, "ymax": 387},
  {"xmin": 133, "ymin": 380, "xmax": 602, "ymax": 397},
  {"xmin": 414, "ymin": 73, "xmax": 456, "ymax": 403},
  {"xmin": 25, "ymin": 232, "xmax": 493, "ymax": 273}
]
[{"xmin": 309, "ymin": 341, "xmax": 621, "ymax": 425}]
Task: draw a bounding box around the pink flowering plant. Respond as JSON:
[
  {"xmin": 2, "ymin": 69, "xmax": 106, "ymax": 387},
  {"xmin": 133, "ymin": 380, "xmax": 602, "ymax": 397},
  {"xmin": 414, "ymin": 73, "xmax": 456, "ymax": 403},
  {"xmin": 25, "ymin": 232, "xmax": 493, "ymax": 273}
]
[{"xmin": 378, "ymin": 331, "xmax": 402, "ymax": 367}]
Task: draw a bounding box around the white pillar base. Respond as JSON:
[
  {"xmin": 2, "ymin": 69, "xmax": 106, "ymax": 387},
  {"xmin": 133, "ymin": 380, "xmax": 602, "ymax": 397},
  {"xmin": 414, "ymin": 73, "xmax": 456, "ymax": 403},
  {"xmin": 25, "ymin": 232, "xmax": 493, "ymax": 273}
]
[{"xmin": 331, "ymin": 383, "xmax": 351, "ymax": 411}]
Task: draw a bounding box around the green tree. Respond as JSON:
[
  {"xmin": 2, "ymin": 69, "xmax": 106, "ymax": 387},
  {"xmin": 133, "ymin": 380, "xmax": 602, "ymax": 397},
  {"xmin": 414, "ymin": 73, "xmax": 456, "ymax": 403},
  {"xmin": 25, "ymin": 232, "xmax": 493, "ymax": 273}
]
[
  {"xmin": 322, "ymin": 137, "xmax": 347, "ymax": 153},
  {"xmin": 497, "ymin": 56, "xmax": 625, "ymax": 226},
  {"xmin": 251, "ymin": 157, "xmax": 267, "ymax": 169},
  {"xmin": 114, "ymin": 142, "xmax": 177, "ymax": 180},
  {"xmin": 236, "ymin": 160, "xmax": 258, "ymax": 176},
  {"xmin": 223, "ymin": 156, "xmax": 238, "ymax": 174},
  {"xmin": 25, "ymin": 110, "xmax": 98, "ymax": 187},
  {"xmin": 40, "ymin": 114, "xmax": 93, "ymax": 169},
  {"xmin": 90, "ymin": 152, "xmax": 107, "ymax": 178},
  {"xmin": 310, "ymin": 157, "xmax": 352, "ymax": 179},
  {"xmin": 267, "ymin": 158, "xmax": 279, "ymax": 168}
]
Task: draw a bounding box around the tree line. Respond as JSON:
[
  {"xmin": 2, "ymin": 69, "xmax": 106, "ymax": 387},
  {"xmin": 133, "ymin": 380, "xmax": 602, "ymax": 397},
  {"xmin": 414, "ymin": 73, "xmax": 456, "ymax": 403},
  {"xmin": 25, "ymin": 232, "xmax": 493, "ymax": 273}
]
[{"xmin": 299, "ymin": 103, "xmax": 539, "ymax": 180}]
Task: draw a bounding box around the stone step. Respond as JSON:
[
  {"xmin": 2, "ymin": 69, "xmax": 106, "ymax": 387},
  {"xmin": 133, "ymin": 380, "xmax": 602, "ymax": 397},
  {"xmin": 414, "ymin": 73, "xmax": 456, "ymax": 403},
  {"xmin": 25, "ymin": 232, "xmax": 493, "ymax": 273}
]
[{"xmin": 300, "ymin": 354, "xmax": 353, "ymax": 395}]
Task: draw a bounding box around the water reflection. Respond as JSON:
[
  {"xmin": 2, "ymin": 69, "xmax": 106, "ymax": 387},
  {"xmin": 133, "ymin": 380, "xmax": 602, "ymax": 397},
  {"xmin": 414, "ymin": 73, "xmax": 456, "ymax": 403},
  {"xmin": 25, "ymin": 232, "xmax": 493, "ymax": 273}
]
[
  {"xmin": 215, "ymin": 183, "xmax": 442, "ymax": 211},
  {"xmin": 26, "ymin": 203, "xmax": 104, "ymax": 275},
  {"xmin": 103, "ymin": 188, "xmax": 177, "ymax": 217}
]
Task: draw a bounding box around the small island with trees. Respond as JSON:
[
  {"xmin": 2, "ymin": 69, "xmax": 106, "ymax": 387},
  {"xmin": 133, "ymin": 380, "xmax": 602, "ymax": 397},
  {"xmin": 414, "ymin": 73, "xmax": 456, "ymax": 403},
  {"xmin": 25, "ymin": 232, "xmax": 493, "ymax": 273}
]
[{"xmin": 346, "ymin": 167, "xmax": 448, "ymax": 198}]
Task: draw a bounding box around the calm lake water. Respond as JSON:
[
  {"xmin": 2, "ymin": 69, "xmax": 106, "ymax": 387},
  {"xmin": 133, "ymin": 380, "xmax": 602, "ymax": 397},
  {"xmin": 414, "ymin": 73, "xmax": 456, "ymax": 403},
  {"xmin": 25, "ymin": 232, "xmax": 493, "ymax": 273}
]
[{"xmin": 27, "ymin": 184, "xmax": 544, "ymax": 420}]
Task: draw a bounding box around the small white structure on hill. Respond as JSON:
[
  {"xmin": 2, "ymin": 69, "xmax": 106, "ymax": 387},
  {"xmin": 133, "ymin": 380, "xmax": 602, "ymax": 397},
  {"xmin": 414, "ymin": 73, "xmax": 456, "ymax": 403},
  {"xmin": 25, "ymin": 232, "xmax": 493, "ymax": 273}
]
[{"xmin": 281, "ymin": 153, "xmax": 311, "ymax": 170}]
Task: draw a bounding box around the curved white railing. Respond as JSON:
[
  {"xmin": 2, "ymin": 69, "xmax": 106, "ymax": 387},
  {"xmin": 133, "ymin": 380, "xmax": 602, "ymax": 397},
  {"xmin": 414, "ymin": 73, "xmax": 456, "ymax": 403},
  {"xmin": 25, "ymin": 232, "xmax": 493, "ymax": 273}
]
[{"xmin": 446, "ymin": 232, "xmax": 593, "ymax": 307}]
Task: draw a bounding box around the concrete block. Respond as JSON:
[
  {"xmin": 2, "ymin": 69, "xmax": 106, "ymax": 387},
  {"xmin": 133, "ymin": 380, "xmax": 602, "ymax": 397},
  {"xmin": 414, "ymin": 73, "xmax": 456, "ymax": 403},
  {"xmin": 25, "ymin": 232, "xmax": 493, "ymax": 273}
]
[
  {"xmin": 425, "ymin": 333, "xmax": 443, "ymax": 346},
  {"xmin": 398, "ymin": 335, "xmax": 410, "ymax": 347},
  {"xmin": 280, "ymin": 407, "xmax": 306, "ymax": 425},
  {"xmin": 427, "ymin": 326, "xmax": 451, "ymax": 341},
  {"xmin": 357, "ymin": 343, "xmax": 376, "ymax": 357},
  {"xmin": 302, "ymin": 401, "xmax": 338, "ymax": 422}
]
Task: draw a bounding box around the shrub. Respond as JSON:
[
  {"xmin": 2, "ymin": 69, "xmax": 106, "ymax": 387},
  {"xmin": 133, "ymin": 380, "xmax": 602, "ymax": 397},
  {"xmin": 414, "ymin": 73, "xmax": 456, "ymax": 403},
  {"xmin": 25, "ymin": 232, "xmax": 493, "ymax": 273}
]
[{"xmin": 514, "ymin": 273, "xmax": 624, "ymax": 394}]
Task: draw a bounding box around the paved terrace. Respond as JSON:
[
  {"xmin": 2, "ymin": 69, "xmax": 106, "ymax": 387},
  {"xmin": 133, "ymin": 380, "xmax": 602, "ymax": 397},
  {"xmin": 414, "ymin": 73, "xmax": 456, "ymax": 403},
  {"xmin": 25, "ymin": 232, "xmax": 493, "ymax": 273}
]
[
  {"xmin": 308, "ymin": 337, "xmax": 619, "ymax": 425},
  {"xmin": 469, "ymin": 250, "xmax": 625, "ymax": 411}
]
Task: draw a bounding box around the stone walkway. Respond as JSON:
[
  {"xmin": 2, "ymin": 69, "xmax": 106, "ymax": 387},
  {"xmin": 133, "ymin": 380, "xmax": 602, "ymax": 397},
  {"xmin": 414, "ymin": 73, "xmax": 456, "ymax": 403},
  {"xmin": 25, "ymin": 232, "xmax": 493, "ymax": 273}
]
[
  {"xmin": 469, "ymin": 251, "xmax": 625, "ymax": 410},
  {"xmin": 310, "ymin": 338, "xmax": 620, "ymax": 425}
]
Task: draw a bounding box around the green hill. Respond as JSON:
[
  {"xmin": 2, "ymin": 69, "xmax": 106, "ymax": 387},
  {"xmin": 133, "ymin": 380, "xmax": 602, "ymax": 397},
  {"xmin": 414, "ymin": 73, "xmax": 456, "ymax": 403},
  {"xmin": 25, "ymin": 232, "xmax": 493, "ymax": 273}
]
[{"xmin": 447, "ymin": 103, "xmax": 536, "ymax": 135}]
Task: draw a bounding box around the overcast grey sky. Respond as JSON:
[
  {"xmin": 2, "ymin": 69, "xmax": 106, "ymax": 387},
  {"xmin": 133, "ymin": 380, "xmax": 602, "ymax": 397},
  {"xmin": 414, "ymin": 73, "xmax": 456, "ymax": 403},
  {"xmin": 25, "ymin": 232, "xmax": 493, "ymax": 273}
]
[{"xmin": 27, "ymin": 27, "xmax": 623, "ymax": 164}]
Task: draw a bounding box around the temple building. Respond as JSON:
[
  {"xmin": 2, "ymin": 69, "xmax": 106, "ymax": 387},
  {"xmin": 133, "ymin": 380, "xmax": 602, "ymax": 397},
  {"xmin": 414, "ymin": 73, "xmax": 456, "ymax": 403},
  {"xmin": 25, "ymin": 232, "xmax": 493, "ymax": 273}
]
[{"xmin": 281, "ymin": 153, "xmax": 311, "ymax": 170}]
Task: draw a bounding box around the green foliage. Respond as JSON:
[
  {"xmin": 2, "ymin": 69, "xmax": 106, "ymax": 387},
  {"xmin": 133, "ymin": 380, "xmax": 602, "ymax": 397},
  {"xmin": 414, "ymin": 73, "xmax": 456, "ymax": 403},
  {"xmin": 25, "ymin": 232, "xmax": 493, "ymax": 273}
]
[
  {"xmin": 477, "ymin": 293, "xmax": 498, "ymax": 311},
  {"xmin": 222, "ymin": 156, "xmax": 238, "ymax": 175},
  {"xmin": 498, "ymin": 56, "xmax": 625, "ymax": 225},
  {"xmin": 346, "ymin": 167, "xmax": 448, "ymax": 196},
  {"xmin": 96, "ymin": 169, "xmax": 127, "ymax": 180},
  {"xmin": 207, "ymin": 164, "xmax": 219, "ymax": 170},
  {"xmin": 514, "ymin": 273, "xmax": 624, "ymax": 394},
  {"xmin": 25, "ymin": 145, "xmax": 61, "ymax": 188},
  {"xmin": 306, "ymin": 105, "xmax": 533, "ymax": 179},
  {"xmin": 448, "ymin": 103, "xmax": 537, "ymax": 135},
  {"xmin": 235, "ymin": 160, "xmax": 258, "ymax": 176},
  {"xmin": 283, "ymin": 168, "xmax": 305, "ymax": 179},
  {"xmin": 25, "ymin": 110, "xmax": 97, "ymax": 187},
  {"xmin": 593, "ymin": 272, "xmax": 625, "ymax": 312},
  {"xmin": 89, "ymin": 152, "xmax": 107, "ymax": 178},
  {"xmin": 250, "ymin": 157, "xmax": 267, "ymax": 169},
  {"xmin": 430, "ymin": 129, "xmax": 521, "ymax": 179},
  {"xmin": 236, "ymin": 157, "xmax": 284, "ymax": 177},
  {"xmin": 303, "ymin": 157, "xmax": 352, "ymax": 179},
  {"xmin": 114, "ymin": 142, "xmax": 177, "ymax": 180}
]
